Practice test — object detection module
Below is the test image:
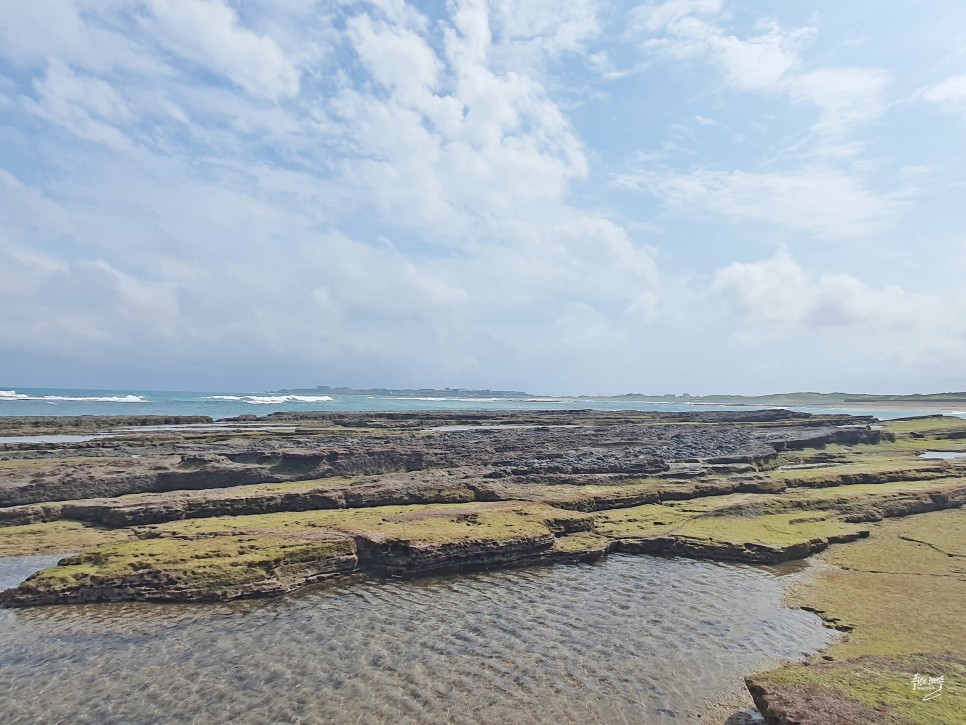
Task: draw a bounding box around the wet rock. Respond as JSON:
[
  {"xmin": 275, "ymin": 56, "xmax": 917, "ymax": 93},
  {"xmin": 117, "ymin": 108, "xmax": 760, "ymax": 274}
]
[
  {"xmin": 0, "ymin": 415, "xmax": 213, "ymax": 437},
  {"xmin": 613, "ymin": 529, "xmax": 868, "ymax": 565},
  {"xmin": 0, "ymin": 502, "xmax": 596, "ymax": 605},
  {"xmin": 0, "ymin": 531, "xmax": 359, "ymax": 605},
  {"xmin": 723, "ymin": 708, "xmax": 765, "ymax": 724},
  {"xmin": 356, "ymin": 533, "xmax": 558, "ymax": 576},
  {"xmin": 746, "ymin": 655, "xmax": 966, "ymax": 725},
  {"xmin": 5, "ymin": 408, "xmax": 957, "ymax": 606}
]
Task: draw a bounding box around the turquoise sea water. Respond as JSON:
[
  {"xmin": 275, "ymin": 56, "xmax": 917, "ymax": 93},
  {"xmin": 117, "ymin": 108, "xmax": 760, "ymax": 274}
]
[{"xmin": 0, "ymin": 387, "xmax": 959, "ymax": 420}]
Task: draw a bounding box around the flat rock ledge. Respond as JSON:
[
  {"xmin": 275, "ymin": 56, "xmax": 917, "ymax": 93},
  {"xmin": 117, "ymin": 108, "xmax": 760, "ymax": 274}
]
[
  {"xmin": 0, "ymin": 511, "xmax": 876, "ymax": 606},
  {"xmin": 746, "ymin": 655, "xmax": 966, "ymax": 725},
  {"xmin": 2, "ymin": 410, "xmax": 963, "ymax": 608},
  {"xmin": 615, "ymin": 529, "xmax": 868, "ymax": 565},
  {"xmin": 0, "ymin": 503, "xmax": 603, "ymax": 606}
]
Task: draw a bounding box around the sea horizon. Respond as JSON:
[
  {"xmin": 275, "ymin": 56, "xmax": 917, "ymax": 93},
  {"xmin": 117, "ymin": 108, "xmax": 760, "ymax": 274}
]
[{"xmin": 1, "ymin": 386, "xmax": 963, "ymax": 422}]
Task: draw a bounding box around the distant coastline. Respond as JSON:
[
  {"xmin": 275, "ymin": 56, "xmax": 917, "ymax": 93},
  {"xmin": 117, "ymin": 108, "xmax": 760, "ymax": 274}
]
[
  {"xmin": 270, "ymin": 385, "xmax": 532, "ymax": 398},
  {"xmin": 270, "ymin": 386, "xmax": 966, "ymax": 409},
  {"xmin": 574, "ymin": 391, "xmax": 966, "ymax": 406}
]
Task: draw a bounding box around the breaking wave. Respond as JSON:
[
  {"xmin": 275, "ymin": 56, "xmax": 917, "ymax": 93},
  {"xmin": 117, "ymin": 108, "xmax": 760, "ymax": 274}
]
[
  {"xmin": 0, "ymin": 390, "xmax": 148, "ymax": 403},
  {"xmin": 206, "ymin": 395, "xmax": 334, "ymax": 405}
]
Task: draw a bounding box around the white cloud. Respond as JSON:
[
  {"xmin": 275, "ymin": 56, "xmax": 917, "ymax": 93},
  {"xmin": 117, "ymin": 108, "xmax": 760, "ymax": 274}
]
[
  {"xmin": 0, "ymin": 169, "xmax": 76, "ymax": 240},
  {"xmin": 490, "ymin": 0, "xmax": 601, "ymax": 59},
  {"xmin": 24, "ymin": 59, "xmax": 134, "ymax": 151},
  {"xmin": 789, "ymin": 67, "xmax": 892, "ymax": 139},
  {"xmin": 628, "ymin": 1, "xmax": 889, "ymax": 145},
  {"xmin": 365, "ymin": 0, "xmax": 430, "ymax": 31},
  {"xmin": 154, "ymin": 92, "xmax": 189, "ymax": 123},
  {"xmin": 346, "ymin": 14, "xmax": 444, "ymax": 105},
  {"xmin": 1, "ymin": 1, "xmax": 962, "ymax": 392},
  {"xmin": 613, "ymin": 3, "xmax": 903, "ymax": 240},
  {"xmin": 920, "ymin": 73, "xmax": 966, "ymax": 104},
  {"xmin": 327, "ymin": 0, "xmax": 590, "ymax": 237},
  {"xmin": 0, "ymin": 240, "xmax": 67, "ymax": 300},
  {"xmin": 0, "ymin": 63, "xmax": 658, "ymax": 390},
  {"xmin": 145, "ymin": 0, "xmax": 300, "ymax": 100},
  {"xmin": 628, "ymin": 0, "xmax": 723, "ymax": 35},
  {"xmin": 0, "ymin": 238, "xmax": 181, "ymax": 355},
  {"xmin": 631, "ymin": 2, "xmax": 806, "ymax": 92},
  {"xmin": 919, "ymin": 73, "xmax": 966, "ymax": 116},
  {"xmin": 0, "ymin": 0, "xmax": 164, "ymax": 74},
  {"xmin": 616, "ymin": 166, "xmax": 907, "ymax": 239},
  {"xmin": 712, "ymin": 251, "xmax": 966, "ymax": 365},
  {"xmin": 712, "ymin": 22, "xmax": 806, "ymax": 92}
]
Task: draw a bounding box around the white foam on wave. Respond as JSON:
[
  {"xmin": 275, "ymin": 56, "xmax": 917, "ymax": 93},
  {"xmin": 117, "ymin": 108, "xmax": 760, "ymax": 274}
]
[
  {"xmin": 0, "ymin": 390, "xmax": 148, "ymax": 403},
  {"xmin": 207, "ymin": 395, "xmax": 334, "ymax": 405}
]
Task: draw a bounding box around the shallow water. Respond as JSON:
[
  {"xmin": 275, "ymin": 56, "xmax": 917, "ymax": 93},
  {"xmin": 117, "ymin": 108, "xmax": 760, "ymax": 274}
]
[
  {"xmin": 113, "ymin": 424, "xmax": 299, "ymax": 433},
  {"xmin": 427, "ymin": 424, "xmax": 581, "ymax": 432},
  {"xmin": 777, "ymin": 462, "xmax": 842, "ymax": 471},
  {"xmin": 0, "ymin": 434, "xmax": 112, "ymax": 444},
  {"xmin": 919, "ymin": 451, "xmax": 966, "ymax": 459},
  {"xmin": 0, "ymin": 555, "xmax": 834, "ymax": 724}
]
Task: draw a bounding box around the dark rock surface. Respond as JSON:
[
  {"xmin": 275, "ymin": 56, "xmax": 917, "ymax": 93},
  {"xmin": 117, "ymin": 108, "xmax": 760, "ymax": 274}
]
[
  {"xmin": 0, "ymin": 409, "xmax": 882, "ymax": 508},
  {"xmin": 2, "ymin": 407, "xmax": 931, "ymax": 607}
]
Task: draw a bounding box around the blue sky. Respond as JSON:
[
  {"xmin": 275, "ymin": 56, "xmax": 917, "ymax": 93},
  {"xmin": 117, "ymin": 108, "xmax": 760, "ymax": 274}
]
[{"xmin": 2, "ymin": 0, "xmax": 966, "ymax": 395}]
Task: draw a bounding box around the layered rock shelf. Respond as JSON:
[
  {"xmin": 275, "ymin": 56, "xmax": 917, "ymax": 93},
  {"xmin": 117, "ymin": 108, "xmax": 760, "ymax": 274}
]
[
  {"xmin": 1, "ymin": 409, "xmax": 964, "ymax": 721},
  {"xmin": 0, "ymin": 409, "xmax": 958, "ymax": 602}
]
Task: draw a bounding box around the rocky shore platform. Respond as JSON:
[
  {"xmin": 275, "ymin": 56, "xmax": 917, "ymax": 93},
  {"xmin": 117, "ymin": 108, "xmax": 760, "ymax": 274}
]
[{"xmin": 1, "ymin": 408, "xmax": 963, "ymax": 723}]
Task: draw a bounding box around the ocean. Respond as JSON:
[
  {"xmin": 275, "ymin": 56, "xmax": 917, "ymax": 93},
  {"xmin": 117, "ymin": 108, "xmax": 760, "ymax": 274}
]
[{"xmin": 0, "ymin": 387, "xmax": 959, "ymax": 421}]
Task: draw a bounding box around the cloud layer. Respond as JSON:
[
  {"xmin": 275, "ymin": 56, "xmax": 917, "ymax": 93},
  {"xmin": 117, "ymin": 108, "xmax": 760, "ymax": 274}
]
[{"xmin": 1, "ymin": 1, "xmax": 965, "ymax": 393}]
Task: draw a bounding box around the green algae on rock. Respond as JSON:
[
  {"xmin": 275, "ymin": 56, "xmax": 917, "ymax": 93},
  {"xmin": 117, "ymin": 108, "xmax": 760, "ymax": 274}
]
[
  {"xmin": 0, "ymin": 520, "xmax": 137, "ymax": 557},
  {"xmin": 2, "ymin": 531, "xmax": 358, "ymax": 605},
  {"xmin": 745, "ymin": 508, "xmax": 966, "ymax": 724},
  {"xmin": 747, "ymin": 654, "xmax": 966, "ymax": 725},
  {"xmin": 595, "ymin": 506, "xmax": 869, "ymax": 564},
  {"xmin": 0, "ymin": 502, "xmax": 597, "ymax": 604},
  {"xmin": 2, "ymin": 409, "xmax": 965, "ymax": 608}
]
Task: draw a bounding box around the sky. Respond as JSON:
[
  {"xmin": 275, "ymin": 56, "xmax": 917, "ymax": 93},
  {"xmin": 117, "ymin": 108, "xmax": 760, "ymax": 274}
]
[{"xmin": 2, "ymin": 0, "xmax": 966, "ymax": 395}]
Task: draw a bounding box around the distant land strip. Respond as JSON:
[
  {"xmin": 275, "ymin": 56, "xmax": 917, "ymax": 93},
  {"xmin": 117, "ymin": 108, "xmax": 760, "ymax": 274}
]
[{"xmin": 270, "ymin": 386, "xmax": 966, "ymax": 405}]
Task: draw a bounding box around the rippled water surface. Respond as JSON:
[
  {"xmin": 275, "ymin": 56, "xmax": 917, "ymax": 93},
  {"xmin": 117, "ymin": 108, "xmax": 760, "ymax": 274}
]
[
  {"xmin": 0, "ymin": 555, "xmax": 833, "ymax": 724},
  {"xmin": 0, "ymin": 434, "xmax": 111, "ymax": 444}
]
